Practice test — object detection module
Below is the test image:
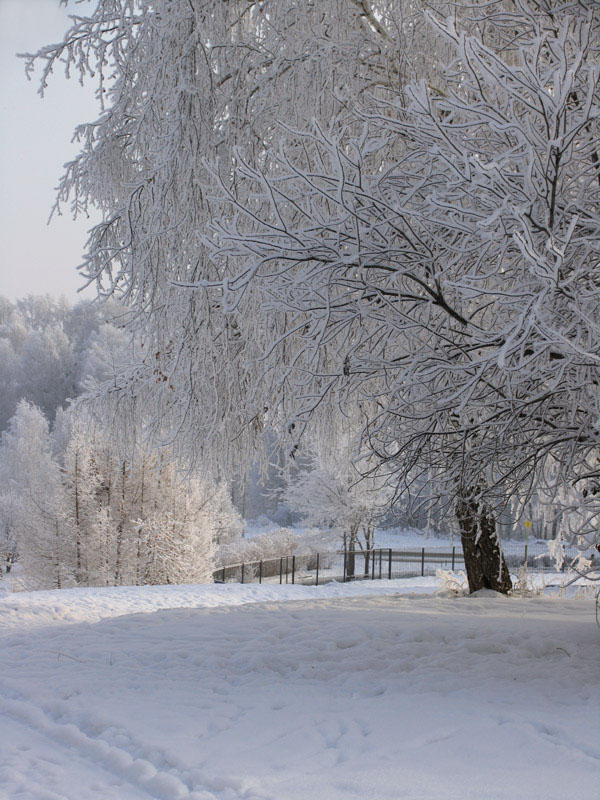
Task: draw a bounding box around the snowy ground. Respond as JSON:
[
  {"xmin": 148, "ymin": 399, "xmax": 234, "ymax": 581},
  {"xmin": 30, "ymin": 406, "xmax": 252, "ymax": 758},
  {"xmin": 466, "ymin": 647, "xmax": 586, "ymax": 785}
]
[{"xmin": 0, "ymin": 579, "xmax": 598, "ymax": 800}]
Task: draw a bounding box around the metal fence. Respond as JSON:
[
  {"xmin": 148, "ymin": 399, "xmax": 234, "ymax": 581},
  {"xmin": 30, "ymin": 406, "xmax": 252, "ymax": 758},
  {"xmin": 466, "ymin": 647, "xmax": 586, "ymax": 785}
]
[
  {"xmin": 214, "ymin": 548, "xmax": 463, "ymax": 586},
  {"xmin": 213, "ymin": 543, "xmax": 574, "ymax": 586}
]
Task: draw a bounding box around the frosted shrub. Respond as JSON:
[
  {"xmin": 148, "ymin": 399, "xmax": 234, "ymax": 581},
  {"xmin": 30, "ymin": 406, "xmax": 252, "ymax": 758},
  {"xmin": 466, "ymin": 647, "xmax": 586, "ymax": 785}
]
[
  {"xmin": 548, "ymin": 537, "xmax": 567, "ymax": 572},
  {"xmin": 510, "ymin": 567, "xmax": 543, "ymax": 598},
  {"xmin": 435, "ymin": 570, "xmax": 468, "ymax": 598}
]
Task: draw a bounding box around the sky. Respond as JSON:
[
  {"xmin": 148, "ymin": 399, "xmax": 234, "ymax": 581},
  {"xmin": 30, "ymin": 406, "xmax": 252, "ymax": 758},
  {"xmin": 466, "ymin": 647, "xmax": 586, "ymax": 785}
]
[{"xmin": 0, "ymin": 0, "xmax": 100, "ymax": 302}]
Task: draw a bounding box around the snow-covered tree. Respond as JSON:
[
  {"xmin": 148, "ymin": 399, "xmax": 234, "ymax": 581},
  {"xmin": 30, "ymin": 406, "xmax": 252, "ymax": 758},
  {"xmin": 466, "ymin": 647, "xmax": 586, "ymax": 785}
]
[
  {"xmin": 283, "ymin": 430, "xmax": 390, "ymax": 577},
  {"xmin": 18, "ymin": 326, "xmax": 77, "ymax": 422},
  {"xmin": 0, "ymin": 339, "xmax": 19, "ymax": 434},
  {"xmin": 23, "ymin": 0, "xmax": 451, "ymax": 469},
  {"xmin": 0, "ymin": 295, "xmax": 116, "ymax": 431},
  {"xmin": 78, "ymin": 322, "xmax": 131, "ymax": 392},
  {"xmin": 206, "ymin": 0, "xmax": 599, "ymax": 590},
  {"xmin": 0, "ymin": 404, "xmax": 228, "ymax": 588},
  {"xmin": 26, "ymin": 1, "xmax": 600, "ymax": 594},
  {"xmin": 56, "ymin": 414, "xmax": 222, "ymax": 587},
  {"xmin": 0, "ymin": 401, "xmax": 73, "ymax": 589}
]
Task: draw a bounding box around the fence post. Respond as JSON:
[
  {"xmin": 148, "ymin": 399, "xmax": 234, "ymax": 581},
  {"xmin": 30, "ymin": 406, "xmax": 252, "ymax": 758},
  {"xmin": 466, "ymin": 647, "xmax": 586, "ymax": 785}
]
[
  {"xmin": 222, "ymin": 566, "xmax": 225, "ymax": 583},
  {"xmin": 388, "ymin": 548, "xmax": 392, "ymax": 579},
  {"xmin": 343, "ymin": 549, "xmax": 347, "ymax": 583},
  {"xmin": 279, "ymin": 556, "xmax": 283, "ymax": 584},
  {"xmin": 292, "ymin": 555, "xmax": 296, "ymax": 584},
  {"xmin": 421, "ymin": 548, "xmax": 425, "ymax": 577},
  {"xmin": 452, "ymin": 546, "xmax": 455, "ymax": 572},
  {"xmin": 371, "ymin": 549, "xmax": 375, "ymax": 580},
  {"xmin": 259, "ymin": 560, "xmax": 263, "ymax": 584},
  {"xmin": 315, "ymin": 552, "xmax": 320, "ymax": 586},
  {"xmin": 524, "ymin": 543, "xmax": 528, "ymax": 569},
  {"xmin": 241, "ymin": 562, "xmax": 245, "ymax": 584},
  {"xmin": 285, "ymin": 556, "xmax": 289, "ymax": 584}
]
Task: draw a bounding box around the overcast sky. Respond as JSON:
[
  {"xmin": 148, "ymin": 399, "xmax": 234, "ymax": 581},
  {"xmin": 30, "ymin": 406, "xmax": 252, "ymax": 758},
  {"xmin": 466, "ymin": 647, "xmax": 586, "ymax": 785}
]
[{"xmin": 0, "ymin": 0, "xmax": 100, "ymax": 302}]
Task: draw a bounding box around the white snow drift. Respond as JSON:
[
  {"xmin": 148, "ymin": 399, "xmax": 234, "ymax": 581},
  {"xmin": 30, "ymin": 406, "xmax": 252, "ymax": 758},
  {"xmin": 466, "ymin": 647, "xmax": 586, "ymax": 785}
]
[{"xmin": 0, "ymin": 580, "xmax": 598, "ymax": 800}]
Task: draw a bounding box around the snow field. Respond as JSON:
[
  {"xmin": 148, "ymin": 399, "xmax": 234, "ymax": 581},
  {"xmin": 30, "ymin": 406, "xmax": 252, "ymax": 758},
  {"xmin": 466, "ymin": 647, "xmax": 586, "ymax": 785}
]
[{"xmin": 0, "ymin": 581, "xmax": 598, "ymax": 799}]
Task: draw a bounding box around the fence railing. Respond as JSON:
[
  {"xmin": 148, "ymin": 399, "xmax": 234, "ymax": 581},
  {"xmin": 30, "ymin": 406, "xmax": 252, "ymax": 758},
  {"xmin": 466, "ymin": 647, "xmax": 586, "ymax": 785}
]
[
  {"xmin": 213, "ymin": 543, "xmax": 570, "ymax": 586},
  {"xmin": 215, "ymin": 547, "xmax": 455, "ymax": 586}
]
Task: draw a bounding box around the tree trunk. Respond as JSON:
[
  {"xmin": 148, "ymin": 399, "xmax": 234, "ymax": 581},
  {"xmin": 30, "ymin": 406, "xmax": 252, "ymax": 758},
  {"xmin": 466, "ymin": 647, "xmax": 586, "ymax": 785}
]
[
  {"xmin": 344, "ymin": 530, "xmax": 356, "ymax": 580},
  {"xmin": 114, "ymin": 461, "xmax": 127, "ymax": 586},
  {"xmin": 74, "ymin": 450, "xmax": 82, "ymax": 583},
  {"xmin": 456, "ymin": 490, "xmax": 512, "ymax": 595},
  {"xmin": 349, "ymin": 527, "xmax": 360, "ymax": 579},
  {"xmin": 346, "ymin": 548, "xmax": 356, "ymax": 580},
  {"xmin": 363, "ymin": 526, "xmax": 374, "ymax": 577}
]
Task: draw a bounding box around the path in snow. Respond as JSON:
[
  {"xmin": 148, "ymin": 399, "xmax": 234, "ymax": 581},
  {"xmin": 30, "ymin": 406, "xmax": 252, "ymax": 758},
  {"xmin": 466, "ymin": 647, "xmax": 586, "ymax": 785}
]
[{"xmin": 0, "ymin": 581, "xmax": 598, "ymax": 800}]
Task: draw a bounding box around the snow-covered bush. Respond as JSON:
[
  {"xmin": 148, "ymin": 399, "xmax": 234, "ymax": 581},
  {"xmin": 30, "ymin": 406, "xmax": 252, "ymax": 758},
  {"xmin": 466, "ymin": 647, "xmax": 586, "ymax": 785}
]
[
  {"xmin": 435, "ymin": 570, "xmax": 468, "ymax": 598},
  {"xmin": 218, "ymin": 528, "xmax": 296, "ymax": 567},
  {"xmin": 510, "ymin": 567, "xmax": 543, "ymax": 598}
]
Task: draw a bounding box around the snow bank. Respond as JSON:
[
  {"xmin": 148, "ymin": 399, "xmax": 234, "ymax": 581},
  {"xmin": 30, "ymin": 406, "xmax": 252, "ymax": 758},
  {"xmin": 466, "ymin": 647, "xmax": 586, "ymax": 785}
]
[{"xmin": 0, "ymin": 577, "xmax": 438, "ymax": 629}]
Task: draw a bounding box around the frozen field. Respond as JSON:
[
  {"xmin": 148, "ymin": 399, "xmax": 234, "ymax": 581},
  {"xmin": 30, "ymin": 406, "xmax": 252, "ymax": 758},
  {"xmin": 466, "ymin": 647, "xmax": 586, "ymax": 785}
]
[{"xmin": 0, "ymin": 579, "xmax": 598, "ymax": 800}]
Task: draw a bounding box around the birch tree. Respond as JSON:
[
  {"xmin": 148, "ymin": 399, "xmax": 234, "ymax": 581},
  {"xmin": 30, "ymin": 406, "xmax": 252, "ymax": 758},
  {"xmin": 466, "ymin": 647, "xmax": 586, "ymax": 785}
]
[{"xmin": 24, "ymin": 0, "xmax": 448, "ymax": 468}]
